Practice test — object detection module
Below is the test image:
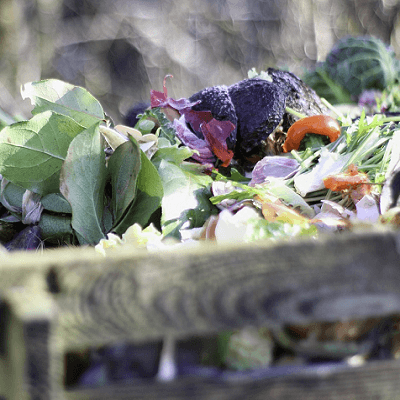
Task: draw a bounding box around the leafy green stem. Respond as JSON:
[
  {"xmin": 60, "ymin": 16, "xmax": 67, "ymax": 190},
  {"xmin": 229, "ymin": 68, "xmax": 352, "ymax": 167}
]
[{"xmin": 285, "ymin": 107, "xmax": 306, "ymax": 119}]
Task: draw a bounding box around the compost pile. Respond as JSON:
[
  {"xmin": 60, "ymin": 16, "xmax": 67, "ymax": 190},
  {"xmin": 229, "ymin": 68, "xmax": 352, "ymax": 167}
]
[{"xmin": 2, "ymin": 36, "xmax": 400, "ymax": 386}]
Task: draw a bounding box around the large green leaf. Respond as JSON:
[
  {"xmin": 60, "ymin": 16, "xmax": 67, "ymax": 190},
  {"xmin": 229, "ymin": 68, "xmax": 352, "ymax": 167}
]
[
  {"xmin": 59, "ymin": 122, "xmax": 106, "ymax": 245},
  {"xmin": 0, "ymin": 111, "xmax": 87, "ymax": 195},
  {"xmin": 156, "ymin": 159, "xmax": 215, "ymax": 237},
  {"xmin": 151, "ymin": 136, "xmax": 216, "ymax": 236},
  {"xmin": 113, "ymin": 149, "xmax": 163, "ymax": 235},
  {"xmin": 21, "ymin": 79, "xmax": 104, "ymax": 128},
  {"xmin": 107, "ymin": 140, "xmax": 141, "ymax": 224}
]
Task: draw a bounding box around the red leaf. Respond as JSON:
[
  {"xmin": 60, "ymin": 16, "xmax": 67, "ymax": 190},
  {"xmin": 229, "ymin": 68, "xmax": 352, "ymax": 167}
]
[
  {"xmin": 173, "ymin": 116, "xmax": 215, "ymax": 164},
  {"xmin": 150, "ymin": 89, "xmax": 167, "ymax": 108},
  {"xmin": 150, "ymin": 75, "xmax": 236, "ymax": 167},
  {"xmin": 201, "ymin": 119, "xmax": 234, "ymax": 167},
  {"xmin": 182, "ymin": 108, "xmax": 213, "ymax": 132}
]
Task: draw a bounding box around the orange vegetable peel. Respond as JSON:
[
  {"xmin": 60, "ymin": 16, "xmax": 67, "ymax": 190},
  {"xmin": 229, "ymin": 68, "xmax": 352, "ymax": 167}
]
[{"xmin": 282, "ymin": 115, "xmax": 341, "ymax": 153}]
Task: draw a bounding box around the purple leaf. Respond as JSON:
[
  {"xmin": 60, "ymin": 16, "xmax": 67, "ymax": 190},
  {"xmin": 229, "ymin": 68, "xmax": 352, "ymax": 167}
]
[
  {"xmin": 250, "ymin": 156, "xmax": 300, "ymax": 185},
  {"xmin": 200, "ymin": 119, "xmax": 235, "ymax": 167},
  {"xmin": 173, "ymin": 116, "xmax": 215, "ymax": 164},
  {"xmin": 151, "ymin": 75, "xmax": 236, "ymax": 167}
]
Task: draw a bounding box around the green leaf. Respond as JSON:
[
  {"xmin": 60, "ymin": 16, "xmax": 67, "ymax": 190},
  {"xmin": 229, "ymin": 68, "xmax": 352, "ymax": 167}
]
[
  {"xmin": 107, "ymin": 140, "xmax": 141, "ymax": 224},
  {"xmin": 158, "ymin": 160, "xmax": 200, "ymax": 222},
  {"xmin": 153, "ymin": 142, "xmax": 195, "ymax": 165},
  {"xmin": 0, "ymin": 180, "xmax": 25, "ymax": 213},
  {"xmin": 141, "ymin": 108, "xmax": 177, "ymax": 144},
  {"xmin": 259, "ymin": 177, "xmax": 315, "ymax": 218},
  {"xmin": 152, "ymin": 138, "xmax": 214, "ymax": 237},
  {"xmin": 136, "ymin": 119, "xmax": 155, "ymax": 134},
  {"xmin": 60, "ymin": 122, "xmax": 106, "ymax": 245},
  {"xmin": 38, "ymin": 213, "xmax": 73, "ymax": 245},
  {"xmin": 41, "ymin": 192, "xmax": 72, "ymax": 214},
  {"xmin": 102, "ymin": 206, "xmax": 114, "ymax": 234},
  {"xmin": 112, "ymin": 149, "xmax": 163, "ymax": 235},
  {"xmin": 228, "ymin": 168, "xmax": 251, "ymax": 183},
  {"xmin": 0, "ymin": 111, "xmax": 87, "ymax": 195},
  {"xmin": 161, "ymin": 186, "xmax": 216, "ymax": 238},
  {"xmin": 21, "ymin": 79, "xmax": 104, "ymax": 128},
  {"xmin": 242, "ymin": 218, "xmax": 317, "ymax": 243},
  {"xmin": 210, "ymin": 189, "xmax": 250, "ymax": 205},
  {"xmin": 156, "ymin": 159, "xmax": 215, "ymax": 238}
]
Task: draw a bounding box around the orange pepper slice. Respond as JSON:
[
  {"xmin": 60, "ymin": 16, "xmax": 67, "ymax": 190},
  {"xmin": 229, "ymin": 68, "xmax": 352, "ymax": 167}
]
[
  {"xmin": 282, "ymin": 115, "xmax": 341, "ymax": 153},
  {"xmin": 323, "ymin": 164, "xmax": 371, "ymax": 192}
]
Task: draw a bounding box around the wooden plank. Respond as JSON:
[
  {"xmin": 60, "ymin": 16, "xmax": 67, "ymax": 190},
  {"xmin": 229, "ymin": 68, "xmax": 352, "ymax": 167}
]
[
  {"xmin": 0, "ymin": 297, "xmax": 8, "ymax": 400},
  {"xmin": 50, "ymin": 230, "xmax": 400, "ymax": 348},
  {"xmin": 1, "ymin": 230, "xmax": 400, "ymax": 347},
  {"xmin": 0, "ymin": 230, "xmax": 399, "ymax": 399},
  {"xmin": 0, "ymin": 289, "xmax": 60, "ymax": 400},
  {"xmin": 65, "ymin": 359, "xmax": 400, "ymax": 400},
  {"xmin": 0, "ymin": 246, "xmax": 104, "ymax": 291}
]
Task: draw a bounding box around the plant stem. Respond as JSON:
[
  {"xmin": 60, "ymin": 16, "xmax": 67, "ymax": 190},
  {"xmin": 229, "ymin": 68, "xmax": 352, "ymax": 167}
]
[{"xmin": 285, "ymin": 107, "xmax": 306, "ymax": 119}]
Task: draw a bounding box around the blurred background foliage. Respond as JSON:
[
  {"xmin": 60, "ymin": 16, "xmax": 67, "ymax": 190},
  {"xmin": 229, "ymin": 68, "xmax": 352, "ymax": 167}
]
[{"xmin": 0, "ymin": 0, "xmax": 399, "ymax": 124}]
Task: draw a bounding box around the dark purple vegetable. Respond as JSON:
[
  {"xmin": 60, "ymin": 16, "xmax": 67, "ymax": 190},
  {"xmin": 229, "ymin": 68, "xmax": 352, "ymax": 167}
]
[
  {"xmin": 189, "ymin": 68, "xmax": 327, "ymax": 165},
  {"xmin": 151, "ymin": 77, "xmax": 235, "ymax": 167},
  {"xmin": 188, "ymin": 85, "xmax": 238, "ymax": 151},
  {"xmin": 148, "ymin": 69, "xmax": 326, "ymax": 169}
]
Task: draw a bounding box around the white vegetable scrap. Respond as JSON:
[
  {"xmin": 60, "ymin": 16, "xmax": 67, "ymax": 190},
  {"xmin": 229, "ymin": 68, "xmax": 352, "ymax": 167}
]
[
  {"xmin": 95, "ymin": 223, "xmax": 163, "ymax": 255},
  {"xmin": 312, "ymin": 200, "xmax": 355, "ymax": 232},
  {"xmin": 352, "ymin": 195, "xmax": 380, "ymax": 223},
  {"xmin": 95, "ymin": 233, "xmax": 123, "ymax": 256},
  {"xmin": 214, "ymin": 206, "xmax": 262, "ymax": 243},
  {"xmin": 100, "ymin": 124, "xmax": 158, "ymax": 159},
  {"xmin": 294, "ymin": 148, "xmax": 352, "ymax": 197},
  {"xmin": 99, "ymin": 125, "xmax": 129, "ymax": 150},
  {"xmin": 211, "ymin": 180, "xmax": 242, "ymax": 209}
]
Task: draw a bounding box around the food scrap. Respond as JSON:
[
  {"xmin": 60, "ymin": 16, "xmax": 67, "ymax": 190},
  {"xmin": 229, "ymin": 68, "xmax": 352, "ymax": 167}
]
[
  {"xmin": 150, "ymin": 69, "xmax": 327, "ymax": 169},
  {"xmin": 2, "ymin": 36, "xmax": 400, "ymax": 251},
  {"xmin": 323, "ymin": 164, "xmax": 373, "ymax": 202},
  {"xmin": 282, "ymin": 115, "xmax": 341, "ymax": 153},
  {"xmin": 150, "ymin": 75, "xmax": 235, "ymax": 167}
]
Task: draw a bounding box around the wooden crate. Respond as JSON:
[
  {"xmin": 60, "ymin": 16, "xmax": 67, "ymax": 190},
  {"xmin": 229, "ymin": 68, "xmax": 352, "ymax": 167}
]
[{"xmin": 1, "ymin": 229, "xmax": 400, "ymax": 399}]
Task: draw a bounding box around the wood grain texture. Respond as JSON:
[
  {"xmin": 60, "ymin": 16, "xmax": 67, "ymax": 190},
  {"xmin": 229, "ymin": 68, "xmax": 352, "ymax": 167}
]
[
  {"xmin": 51, "ymin": 230, "xmax": 400, "ymax": 348},
  {"xmin": 1, "ymin": 230, "xmax": 400, "ymax": 399},
  {"xmin": 65, "ymin": 359, "xmax": 400, "ymax": 400},
  {"xmin": 0, "ymin": 289, "xmax": 57, "ymax": 400}
]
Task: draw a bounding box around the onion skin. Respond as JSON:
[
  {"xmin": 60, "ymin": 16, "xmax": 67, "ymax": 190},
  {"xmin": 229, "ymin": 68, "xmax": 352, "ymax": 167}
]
[{"xmin": 282, "ymin": 115, "xmax": 341, "ymax": 153}]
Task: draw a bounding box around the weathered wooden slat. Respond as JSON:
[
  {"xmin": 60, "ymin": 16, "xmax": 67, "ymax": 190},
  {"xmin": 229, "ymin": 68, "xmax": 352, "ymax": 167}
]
[
  {"xmin": 1, "ymin": 230, "xmax": 400, "ymax": 400},
  {"xmin": 51, "ymin": 230, "xmax": 400, "ymax": 348},
  {"xmin": 0, "ymin": 289, "xmax": 60, "ymax": 400},
  {"xmin": 65, "ymin": 359, "xmax": 400, "ymax": 400},
  {"xmin": 1, "ymin": 230, "xmax": 400, "ymax": 347}
]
